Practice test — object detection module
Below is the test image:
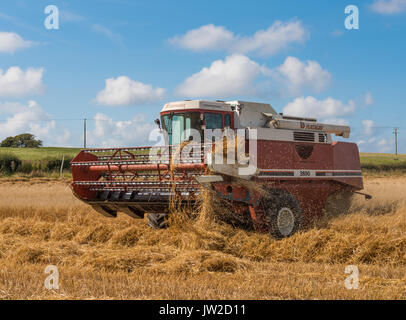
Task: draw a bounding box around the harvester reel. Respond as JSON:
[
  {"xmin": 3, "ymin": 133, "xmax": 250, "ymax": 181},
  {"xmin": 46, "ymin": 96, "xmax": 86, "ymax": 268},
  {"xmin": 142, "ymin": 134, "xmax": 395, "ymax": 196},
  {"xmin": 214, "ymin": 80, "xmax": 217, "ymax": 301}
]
[{"xmin": 264, "ymin": 191, "xmax": 303, "ymax": 239}]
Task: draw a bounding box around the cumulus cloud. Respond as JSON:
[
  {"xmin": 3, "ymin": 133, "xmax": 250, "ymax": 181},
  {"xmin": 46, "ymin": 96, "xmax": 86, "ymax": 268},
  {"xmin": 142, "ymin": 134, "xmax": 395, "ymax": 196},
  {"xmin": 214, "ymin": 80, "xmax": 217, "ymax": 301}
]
[
  {"xmin": 169, "ymin": 24, "xmax": 234, "ymax": 51},
  {"xmin": 282, "ymin": 96, "xmax": 356, "ymax": 121},
  {"xmin": 87, "ymin": 113, "xmax": 157, "ymax": 147},
  {"xmin": 0, "ymin": 100, "xmax": 70, "ymax": 146},
  {"xmin": 0, "ymin": 32, "xmax": 35, "ymax": 53},
  {"xmin": 169, "ymin": 20, "xmax": 307, "ymax": 56},
  {"xmin": 0, "ymin": 101, "xmax": 26, "ymax": 114},
  {"xmin": 177, "ymin": 55, "xmax": 330, "ymax": 98},
  {"xmin": 60, "ymin": 10, "xmax": 85, "ymax": 23},
  {"xmin": 177, "ymin": 54, "xmax": 268, "ymax": 98},
  {"xmin": 270, "ymin": 56, "xmax": 331, "ymax": 95},
  {"xmin": 92, "ymin": 24, "xmax": 123, "ymax": 46},
  {"xmin": 96, "ymin": 76, "xmax": 166, "ymax": 106},
  {"xmin": 237, "ymin": 20, "xmax": 307, "ymax": 56},
  {"xmin": 0, "ymin": 67, "xmax": 44, "ymax": 97},
  {"xmin": 357, "ymin": 140, "xmax": 366, "ymax": 146},
  {"xmin": 331, "ymin": 30, "xmax": 344, "ymax": 37},
  {"xmin": 364, "ymin": 91, "xmax": 374, "ymax": 106},
  {"xmin": 377, "ymin": 138, "xmax": 388, "ymax": 147},
  {"xmin": 362, "ymin": 119, "xmax": 375, "ymax": 135},
  {"xmin": 357, "ymin": 134, "xmax": 393, "ymax": 153},
  {"xmin": 321, "ymin": 118, "xmax": 349, "ymax": 125},
  {"xmin": 370, "ymin": 0, "xmax": 406, "ymax": 14},
  {"xmin": 376, "ymin": 138, "xmax": 392, "ymax": 153}
]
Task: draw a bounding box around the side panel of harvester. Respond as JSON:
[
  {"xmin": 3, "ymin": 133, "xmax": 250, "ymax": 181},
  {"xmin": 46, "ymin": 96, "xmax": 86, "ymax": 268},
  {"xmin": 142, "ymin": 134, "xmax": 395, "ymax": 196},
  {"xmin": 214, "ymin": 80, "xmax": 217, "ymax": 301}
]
[
  {"xmin": 256, "ymin": 138, "xmax": 362, "ymax": 220},
  {"xmin": 210, "ymin": 133, "xmax": 363, "ymax": 225},
  {"xmin": 332, "ymin": 141, "xmax": 363, "ymax": 190}
]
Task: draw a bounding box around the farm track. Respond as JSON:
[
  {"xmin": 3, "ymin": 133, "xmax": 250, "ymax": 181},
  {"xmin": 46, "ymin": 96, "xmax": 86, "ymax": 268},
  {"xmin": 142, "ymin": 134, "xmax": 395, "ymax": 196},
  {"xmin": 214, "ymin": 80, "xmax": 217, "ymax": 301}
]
[{"xmin": 0, "ymin": 176, "xmax": 405, "ymax": 299}]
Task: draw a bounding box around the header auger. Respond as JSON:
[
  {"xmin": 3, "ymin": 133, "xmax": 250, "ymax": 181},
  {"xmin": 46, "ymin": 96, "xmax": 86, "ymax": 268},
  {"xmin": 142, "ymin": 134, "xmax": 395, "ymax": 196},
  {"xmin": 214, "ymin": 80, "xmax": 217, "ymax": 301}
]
[{"xmin": 71, "ymin": 100, "xmax": 366, "ymax": 238}]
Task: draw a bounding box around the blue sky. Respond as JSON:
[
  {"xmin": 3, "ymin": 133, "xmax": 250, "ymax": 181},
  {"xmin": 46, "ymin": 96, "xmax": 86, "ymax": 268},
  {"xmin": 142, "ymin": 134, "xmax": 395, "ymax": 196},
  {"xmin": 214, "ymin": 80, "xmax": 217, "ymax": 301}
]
[{"xmin": 0, "ymin": 0, "xmax": 405, "ymax": 152}]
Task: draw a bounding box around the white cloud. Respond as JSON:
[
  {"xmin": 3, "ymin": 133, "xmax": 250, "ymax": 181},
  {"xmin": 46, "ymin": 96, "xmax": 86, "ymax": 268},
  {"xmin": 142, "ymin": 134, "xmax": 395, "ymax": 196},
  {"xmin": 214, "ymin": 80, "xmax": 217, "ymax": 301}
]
[
  {"xmin": 177, "ymin": 54, "xmax": 268, "ymax": 98},
  {"xmin": 0, "ymin": 101, "xmax": 26, "ymax": 114},
  {"xmin": 0, "ymin": 31, "xmax": 34, "ymax": 53},
  {"xmin": 177, "ymin": 55, "xmax": 330, "ymax": 99},
  {"xmin": 96, "ymin": 76, "xmax": 166, "ymax": 106},
  {"xmin": 356, "ymin": 134, "xmax": 393, "ymax": 153},
  {"xmin": 169, "ymin": 20, "xmax": 307, "ymax": 56},
  {"xmin": 60, "ymin": 10, "xmax": 85, "ymax": 23},
  {"xmin": 55, "ymin": 129, "xmax": 71, "ymax": 145},
  {"xmin": 282, "ymin": 96, "xmax": 356, "ymax": 120},
  {"xmin": 169, "ymin": 24, "xmax": 234, "ymax": 51},
  {"xmin": 331, "ymin": 30, "xmax": 344, "ymax": 37},
  {"xmin": 377, "ymin": 138, "xmax": 392, "ymax": 153},
  {"xmin": 271, "ymin": 56, "xmax": 331, "ymax": 95},
  {"xmin": 87, "ymin": 113, "xmax": 157, "ymax": 147},
  {"xmin": 0, "ymin": 66, "xmax": 44, "ymax": 97},
  {"xmin": 92, "ymin": 24, "xmax": 123, "ymax": 46},
  {"xmin": 370, "ymin": 0, "xmax": 406, "ymax": 14},
  {"xmin": 0, "ymin": 100, "xmax": 70, "ymax": 146},
  {"xmin": 377, "ymin": 138, "xmax": 388, "ymax": 147},
  {"xmin": 364, "ymin": 91, "xmax": 374, "ymax": 106},
  {"xmin": 321, "ymin": 118, "xmax": 349, "ymax": 125},
  {"xmin": 362, "ymin": 119, "xmax": 375, "ymax": 135},
  {"xmin": 357, "ymin": 140, "xmax": 366, "ymax": 145},
  {"xmin": 237, "ymin": 20, "xmax": 307, "ymax": 56}
]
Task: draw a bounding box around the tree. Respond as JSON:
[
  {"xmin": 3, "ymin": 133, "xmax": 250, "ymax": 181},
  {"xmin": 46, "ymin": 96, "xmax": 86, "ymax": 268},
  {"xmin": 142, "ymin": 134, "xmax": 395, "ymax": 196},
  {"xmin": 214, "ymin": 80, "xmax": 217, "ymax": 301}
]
[
  {"xmin": 0, "ymin": 136, "xmax": 15, "ymax": 147},
  {"xmin": 0, "ymin": 133, "xmax": 43, "ymax": 148}
]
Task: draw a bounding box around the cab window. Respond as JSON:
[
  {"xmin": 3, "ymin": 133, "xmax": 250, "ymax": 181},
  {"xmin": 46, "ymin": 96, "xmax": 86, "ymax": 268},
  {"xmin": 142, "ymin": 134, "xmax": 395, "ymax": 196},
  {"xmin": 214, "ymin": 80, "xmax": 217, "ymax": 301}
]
[
  {"xmin": 204, "ymin": 112, "xmax": 223, "ymax": 129},
  {"xmin": 171, "ymin": 114, "xmax": 184, "ymax": 145},
  {"xmin": 224, "ymin": 114, "xmax": 231, "ymax": 128},
  {"xmin": 161, "ymin": 112, "xmax": 202, "ymax": 145}
]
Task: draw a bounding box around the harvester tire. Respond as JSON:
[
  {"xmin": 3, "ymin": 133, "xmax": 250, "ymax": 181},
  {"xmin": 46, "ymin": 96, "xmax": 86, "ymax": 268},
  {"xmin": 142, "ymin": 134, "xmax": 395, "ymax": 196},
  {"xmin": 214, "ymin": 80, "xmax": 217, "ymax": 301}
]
[
  {"xmin": 147, "ymin": 213, "xmax": 169, "ymax": 229},
  {"xmin": 264, "ymin": 191, "xmax": 303, "ymax": 239}
]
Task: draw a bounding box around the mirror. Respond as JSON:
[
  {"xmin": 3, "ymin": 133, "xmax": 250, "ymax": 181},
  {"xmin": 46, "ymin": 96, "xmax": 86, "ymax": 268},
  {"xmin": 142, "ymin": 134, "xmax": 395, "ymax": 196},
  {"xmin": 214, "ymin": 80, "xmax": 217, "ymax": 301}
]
[{"xmin": 154, "ymin": 118, "xmax": 161, "ymax": 130}]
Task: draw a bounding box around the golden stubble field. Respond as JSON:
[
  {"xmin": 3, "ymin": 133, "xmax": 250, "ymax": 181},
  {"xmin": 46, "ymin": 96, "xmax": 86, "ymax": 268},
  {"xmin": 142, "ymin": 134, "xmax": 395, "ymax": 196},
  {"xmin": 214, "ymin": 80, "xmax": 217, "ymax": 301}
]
[{"xmin": 0, "ymin": 176, "xmax": 405, "ymax": 299}]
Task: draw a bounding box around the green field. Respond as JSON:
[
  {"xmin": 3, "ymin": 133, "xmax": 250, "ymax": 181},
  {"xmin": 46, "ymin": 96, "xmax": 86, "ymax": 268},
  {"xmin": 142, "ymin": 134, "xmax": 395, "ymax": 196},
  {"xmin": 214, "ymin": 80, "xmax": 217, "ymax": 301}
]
[
  {"xmin": 0, "ymin": 147, "xmax": 81, "ymax": 161},
  {"xmin": 0, "ymin": 147, "xmax": 405, "ymax": 176},
  {"xmin": 0, "ymin": 147, "xmax": 82, "ymax": 177},
  {"xmin": 360, "ymin": 153, "xmax": 406, "ymax": 172}
]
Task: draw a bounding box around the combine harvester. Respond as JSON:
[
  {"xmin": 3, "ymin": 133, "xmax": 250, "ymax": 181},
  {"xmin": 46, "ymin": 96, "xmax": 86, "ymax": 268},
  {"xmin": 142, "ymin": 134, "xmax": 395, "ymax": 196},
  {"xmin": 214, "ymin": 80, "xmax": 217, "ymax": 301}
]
[{"xmin": 71, "ymin": 100, "xmax": 369, "ymax": 238}]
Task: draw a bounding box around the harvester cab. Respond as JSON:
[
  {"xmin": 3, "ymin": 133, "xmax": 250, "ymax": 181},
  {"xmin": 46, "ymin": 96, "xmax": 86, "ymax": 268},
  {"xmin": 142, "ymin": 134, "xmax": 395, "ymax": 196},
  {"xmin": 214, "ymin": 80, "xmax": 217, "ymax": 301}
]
[
  {"xmin": 71, "ymin": 100, "xmax": 364, "ymax": 238},
  {"xmin": 159, "ymin": 100, "xmax": 235, "ymax": 146}
]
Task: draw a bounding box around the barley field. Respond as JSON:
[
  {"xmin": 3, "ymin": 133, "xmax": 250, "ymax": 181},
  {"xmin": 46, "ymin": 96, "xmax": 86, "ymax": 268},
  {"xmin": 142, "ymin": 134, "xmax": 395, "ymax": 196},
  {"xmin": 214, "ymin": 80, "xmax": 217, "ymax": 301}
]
[{"xmin": 0, "ymin": 176, "xmax": 404, "ymax": 299}]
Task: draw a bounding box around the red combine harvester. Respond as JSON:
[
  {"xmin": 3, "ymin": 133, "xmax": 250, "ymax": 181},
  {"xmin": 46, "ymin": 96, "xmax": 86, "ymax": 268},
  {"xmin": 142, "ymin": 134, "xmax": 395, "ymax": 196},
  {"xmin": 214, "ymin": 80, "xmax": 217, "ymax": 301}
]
[{"xmin": 71, "ymin": 100, "xmax": 368, "ymax": 238}]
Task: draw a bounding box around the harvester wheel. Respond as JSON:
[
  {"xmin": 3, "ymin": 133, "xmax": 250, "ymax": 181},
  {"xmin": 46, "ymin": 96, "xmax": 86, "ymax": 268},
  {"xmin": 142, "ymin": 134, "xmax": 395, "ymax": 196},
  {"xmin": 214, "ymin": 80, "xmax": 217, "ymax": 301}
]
[
  {"xmin": 147, "ymin": 213, "xmax": 169, "ymax": 229},
  {"xmin": 264, "ymin": 191, "xmax": 303, "ymax": 239}
]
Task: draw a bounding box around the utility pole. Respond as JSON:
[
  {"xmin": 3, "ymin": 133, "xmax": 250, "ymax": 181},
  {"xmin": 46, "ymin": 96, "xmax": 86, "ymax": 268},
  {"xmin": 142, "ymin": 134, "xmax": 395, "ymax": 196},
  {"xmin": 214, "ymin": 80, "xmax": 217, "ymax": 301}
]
[
  {"xmin": 84, "ymin": 118, "xmax": 87, "ymax": 149},
  {"xmin": 393, "ymin": 127, "xmax": 398, "ymax": 157}
]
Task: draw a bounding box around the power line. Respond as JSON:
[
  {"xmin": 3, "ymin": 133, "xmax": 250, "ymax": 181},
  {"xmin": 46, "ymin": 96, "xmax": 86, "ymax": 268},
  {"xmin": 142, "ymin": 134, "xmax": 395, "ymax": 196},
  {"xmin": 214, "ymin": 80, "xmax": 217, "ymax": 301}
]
[
  {"xmin": 0, "ymin": 118, "xmax": 404, "ymax": 127},
  {"xmin": 0, "ymin": 118, "xmax": 142, "ymax": 123},
  {"xmin": 0, "ymin": 118, "xmax": 83, "ymax": 122}
]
